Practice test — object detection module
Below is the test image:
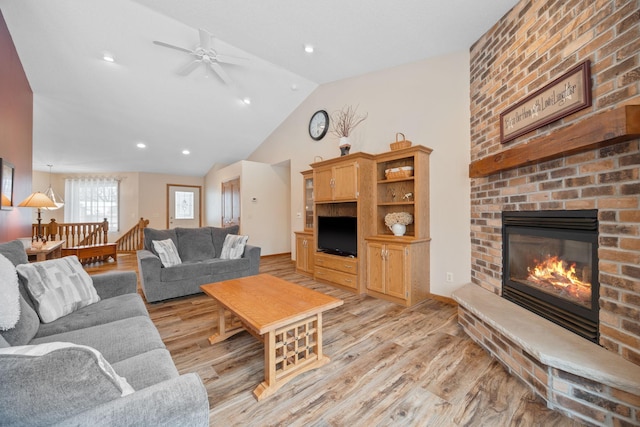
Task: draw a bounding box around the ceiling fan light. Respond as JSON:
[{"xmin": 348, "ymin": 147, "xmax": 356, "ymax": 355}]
[
  {"xmin": 304, "ymin": 44, "xmax": 314, "ymax": 53},
  {"xmin": 182, "ymin": 149, "xmax": 190, "ymax": 155},
  {"xmin": 136, "ymin": 142, "xmax": 146, "ymax": 148},
  {"xmin": 242, "ymin": 97, "xmax": 251, "ymax": 105},
  {"xmin": 102, "ymin": 52, "xmax": 115, "ymax": 62}
]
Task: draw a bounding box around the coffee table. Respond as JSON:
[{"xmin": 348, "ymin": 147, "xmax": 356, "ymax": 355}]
[{"xmin": 200, "ymin": 273, "xmax": 343, "ymax": 400}]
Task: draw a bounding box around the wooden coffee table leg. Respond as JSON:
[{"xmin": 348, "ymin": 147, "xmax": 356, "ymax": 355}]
[
  {"xmin": 208, "ymin": 304, "xmax": 244, "ymax": 345},
  {"xmin": 253, "ymin": 313, "xmax": 331, "ymax": 401}
]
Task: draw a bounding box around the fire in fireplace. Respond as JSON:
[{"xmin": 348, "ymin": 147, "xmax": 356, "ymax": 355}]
[{"xmin": 502, "ymin": 210, "xmax": 599, "ymax": 342}]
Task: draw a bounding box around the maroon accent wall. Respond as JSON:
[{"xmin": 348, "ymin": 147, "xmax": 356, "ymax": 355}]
[{"xmin": 0, "ymin": 10, "xmax": 33, "ymax": 242}]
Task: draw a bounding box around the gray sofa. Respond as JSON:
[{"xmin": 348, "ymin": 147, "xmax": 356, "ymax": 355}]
[
  {"xmin": 137, "ymin": 226, "xmax": 261, "ymax": 303},
  {"xmin": 0, "ymin": 240, "xmax": 209, "ymax": 427}
]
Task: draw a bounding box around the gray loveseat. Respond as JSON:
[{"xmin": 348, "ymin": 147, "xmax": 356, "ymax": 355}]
[
  {"xmin": 0, "ymin": 240, "xmax": 209, "ymax": 427},
  {"xmin": 137, "ymin": 226, "xmax": 261, "ymax": 303}
]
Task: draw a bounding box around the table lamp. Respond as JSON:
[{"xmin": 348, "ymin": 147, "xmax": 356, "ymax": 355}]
[{"xmin": 18, "ymin": 192, "xmax": 57, "ymax": 242}]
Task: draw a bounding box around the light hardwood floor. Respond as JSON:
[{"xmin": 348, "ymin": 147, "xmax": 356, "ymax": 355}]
[{"xmin": 87, "ymin": 254, "xmax": 582, "ymax": 426}]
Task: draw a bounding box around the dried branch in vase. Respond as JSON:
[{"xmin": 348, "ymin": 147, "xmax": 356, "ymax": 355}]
[{"xmin": 330, "ymin": 105, "xmax": 368, "ymax": 139}]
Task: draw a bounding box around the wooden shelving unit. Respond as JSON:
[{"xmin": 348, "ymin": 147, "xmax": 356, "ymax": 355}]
[
  {"xmin": 367, "ymin": 145, "xmax": 432, "ymax": 306},
  {"xmin": 305, "ymin": 146, "xmax": 431, "ymax": 306},
  {"xmin": 310, "ymin": 153, "xmax": 375, "ymax": 294}
]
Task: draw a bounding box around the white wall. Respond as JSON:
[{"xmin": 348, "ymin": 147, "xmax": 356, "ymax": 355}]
[
  {"xmin": 249, "ymin": 51, "xmax": 471, "ymax": 297},
  {"xmin": 32, "ymin": 170, "xmax": 204, "ymax": 238},
  {"xmin": 204, "ymin": 160, "xmax": 291, "ymax": 255}
]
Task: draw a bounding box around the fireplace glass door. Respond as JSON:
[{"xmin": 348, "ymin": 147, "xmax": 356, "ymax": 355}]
[
  {"xmin": 507, "ymin": 234, "xmax": 593, "ymax": 309},
  {"xmin": 502, "ymin": 210, "xmax": 599, "ymax": 342}
]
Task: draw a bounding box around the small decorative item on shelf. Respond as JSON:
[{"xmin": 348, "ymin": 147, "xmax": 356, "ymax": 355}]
[
  {"xmin": 384, "ymin": 166, "xmax": 414, "ymax": 179},
  {"xmin": 384, "ymin": 212, "xmax": 413, "ymax": 236},
  {"xmin": 390, "ymin": 133, "xmax": 412, "ymax": 151},
  {"xmin": 331, "ymin": 105, "xmax": 368, "ymax": 156}
]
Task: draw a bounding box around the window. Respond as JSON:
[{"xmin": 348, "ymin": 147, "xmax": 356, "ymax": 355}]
[
  {"xmin": 174, "ymin": 191, "xmax": 194, "ymax": 220},
  {"xmin": 64, "ymin": 178, "xmax": 119, "ymax": 231}
]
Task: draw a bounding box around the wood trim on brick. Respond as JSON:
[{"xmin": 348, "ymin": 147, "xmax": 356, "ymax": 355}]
[{"xmin": 469, "ymin": 105, "xmax": 640, "ymax": 178}]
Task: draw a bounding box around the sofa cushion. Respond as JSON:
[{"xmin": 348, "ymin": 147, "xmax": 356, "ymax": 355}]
[
  {"xmin": 0, "ymin": 295, "xmax": 40, "ymax": 346},
  {"xmin": 0, "ymin": 342, "xmax": 134, "ymax": 426},
  {"xmin": 160, "ymin": 260, "xmax": 213, "ymax": 282},
  {"xmin": 152, "ymin": 238, "xmax": 182, "ymax": 267},
  {"xmin": 31, "ymin": 315, "xmax": 166, "ymax": 364},
  {"xmin": 144, "ymin": 228, "xmax": 177, "ymax": 254},
  {"xmin": 201, "ymin": 258, "xmax": 251, "ymax": 275},
  {"xmin": 112, "ymin": 348, "xmax": 179, "ymax": 391},
  {"xmin": 210, "ymin": 225, "xmax": 239, "ymax": 255},
  {"xmin": 0, "ymin": 239, "xmax": 28, "ymax": 266},
  {"xmin": 35, "ymin": 293, "xmax": 149, "ymax": 339},
  {"xmin": 17, "ymin": 256, "xmax": 100, "ymax": 323},
  {"xmin": 176, "ymin": 227, "xmax": 216, "ymax": 262},
  {"xmin": 0, "ymin": 254, "xmax": 20, "ymax": 330},
  {"xmin": 220, "ymin": 234, "xmax": 249, "ymax": 260}
]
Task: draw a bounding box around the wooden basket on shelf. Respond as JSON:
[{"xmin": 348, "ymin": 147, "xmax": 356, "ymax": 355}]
[
  {"xmin": 385, "ymin": 166, "xmax": 414, "ymax": 179},
  {"xmin": 390, "ymin": 132, "xmax": 412, "ymax": 151}
]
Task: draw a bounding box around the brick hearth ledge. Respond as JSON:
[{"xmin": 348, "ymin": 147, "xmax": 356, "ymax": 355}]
[{"xmin": 453, "ymin": 284, "xmax": 640, "ymax": 425}]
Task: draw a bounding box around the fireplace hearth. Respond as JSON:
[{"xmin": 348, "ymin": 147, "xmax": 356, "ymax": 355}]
[{"xmin": 502, "ymin": 210, "xmax": 599, "ymax": 342}]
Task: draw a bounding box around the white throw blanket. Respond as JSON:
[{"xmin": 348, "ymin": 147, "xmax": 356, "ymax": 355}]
[{"xmin": 0, "ymin": 254, "xmax": 20, "ymax": 330}]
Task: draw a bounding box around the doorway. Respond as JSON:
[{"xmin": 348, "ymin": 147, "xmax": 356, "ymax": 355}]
[
  {"xmin": 167, "ymin": 184, "xmax": 202, "ymax": 229},
  {"xmin": 221, "ymin": 178, "xmax": 240, "ymax": 228}
]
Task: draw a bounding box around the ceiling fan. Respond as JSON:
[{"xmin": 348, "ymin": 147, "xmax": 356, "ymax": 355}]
[{"xmin": 153, "ymin": 29, "xmax": 247, "ymax": 86}]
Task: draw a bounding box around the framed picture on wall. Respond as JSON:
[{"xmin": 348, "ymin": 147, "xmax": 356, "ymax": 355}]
[{"xmin": 0, "ymin": 158, "xmax": 15, "ymax": 210}]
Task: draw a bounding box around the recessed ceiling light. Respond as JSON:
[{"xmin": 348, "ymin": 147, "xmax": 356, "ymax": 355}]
[
  {"xmin": 304, "ymin": 44, "xmax": 314, "ymax": 53},
  {"xmin": 102, "ymin": 52, "xmax": 115, "ymax": 62},
  {"xmin": 242, "ymin": 97, "xmax": 251, "ymax": 105},
  {"xmin": 182, "ymin": 149, "xmax": 190, "ymax": 155},
  {"xmin": 136, "ymin": 142, "xmax": 146, "ymax": 148},
  {"xmin": 291, "ymin": 83, "xmax": 299, "ymax": 91}
]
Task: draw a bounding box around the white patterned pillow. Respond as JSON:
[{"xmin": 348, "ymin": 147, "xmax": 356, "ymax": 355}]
[
  {"xmin": 152, "ymin": 238, "xmax": 182, "ymax": 267},
  {"xmin": 0, "ymin": 254, "xmax": 20, "ymax": 330},
  {"xmin": 220, "ymin": 234, "xmax": 249, "ymax": 260},
  {"xmin": 16, "ymin": 256, "xmax": 100, "ymax": 323}
]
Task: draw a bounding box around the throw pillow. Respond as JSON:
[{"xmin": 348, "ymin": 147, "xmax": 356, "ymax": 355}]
[
  {"xmin": 0, "ymin": 239, "xmax": 29, "ymax": 266},
  {"xmin": 219, "ymin": 234, "xmax": 249, "ymax": 260},
  {"xmin": 0, "ymin": 254, "xmax": 20, "ymax": 330},
  {"xmin": 152, "ymin": 238, "xmax": 182, "ymax": 267},
  {"xmin": 16, "ymin": 256, "xmax": 100, "ymax": 323},
  {"xmin": 143, "ymin": 228, "xmax": 178, "ymax": 254},
  {"xmin": 0, "ymin": 342, "xmax": 134, "ymax": 425}
]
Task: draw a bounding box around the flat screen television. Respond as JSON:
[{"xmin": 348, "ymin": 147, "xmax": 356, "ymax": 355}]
[{"xmin": 317, "ymin": 216, "xmax": 357, "ymax": 257}]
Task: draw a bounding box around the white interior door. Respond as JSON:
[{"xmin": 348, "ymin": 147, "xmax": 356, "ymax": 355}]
[{"xmin": 167, "ymin": 185, "xmax": 201, "ymax": 229}]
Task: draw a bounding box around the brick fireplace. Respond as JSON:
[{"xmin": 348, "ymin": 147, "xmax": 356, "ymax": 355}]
[{"xmin": 457, "ymin": 0, "xmax": 640, "ymax": 425}]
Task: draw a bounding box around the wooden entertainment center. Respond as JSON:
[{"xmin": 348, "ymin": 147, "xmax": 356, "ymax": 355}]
[{"xmin": 295, "ymin": 145, "xmax": 432, "ymax": 306}]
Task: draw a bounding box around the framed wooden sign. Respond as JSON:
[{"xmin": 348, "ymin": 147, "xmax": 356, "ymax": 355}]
[{"xmin": 500, "ymin": 60, "xmax": 592, "ymax": 143}]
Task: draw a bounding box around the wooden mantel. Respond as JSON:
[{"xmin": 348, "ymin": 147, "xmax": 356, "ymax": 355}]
[{"xmin": 469, "ymin": 105, "xmax": 640, "ymax": 178}]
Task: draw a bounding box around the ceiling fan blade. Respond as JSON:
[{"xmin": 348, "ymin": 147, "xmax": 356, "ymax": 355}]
[
  {"xmin": 215, "ymin": 54, "xmax": 248, "ymax": 65},
  {"xmin": 153, "ymin": 40, "xmax": 193, "ymax": 54},
  {"xmin": 198, "ymin": 28, "xmax": 212, "ymax": 50},
  {"xmin": 177, "ymin": 60, "xmax": 201, "ymax": 76},
  {"xmin": 209, "ymin": 62, "xmax": 234, "ymax": 86}
]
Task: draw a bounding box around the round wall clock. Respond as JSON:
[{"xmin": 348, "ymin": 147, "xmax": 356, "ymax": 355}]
[{"xmin": 309, "ymin": 110, "xmax": 329, "ymax": 141}]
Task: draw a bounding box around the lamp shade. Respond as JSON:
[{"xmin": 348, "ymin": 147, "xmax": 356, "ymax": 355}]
[{"xmin": 18, "ymin": 192, "xmax": 57, "ymax": 208}]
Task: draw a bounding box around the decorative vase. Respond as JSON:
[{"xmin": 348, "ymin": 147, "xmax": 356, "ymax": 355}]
[
  {"xmin": 391, "ymin": 223, "xmax": 406, "ymax": 236},
  {"xmin": 339, "ymin": 137, "xmax": 351, "ymax": 156}
]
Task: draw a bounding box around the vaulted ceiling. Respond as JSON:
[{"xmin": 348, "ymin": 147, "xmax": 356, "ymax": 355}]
[{"xmin": 0, "ymin": 0, "xmax": 518, "ymax": 176}]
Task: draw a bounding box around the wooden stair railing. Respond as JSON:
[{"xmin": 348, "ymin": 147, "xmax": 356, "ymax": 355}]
[
  {"xmin": 34, "ymin": 219, "xmax": 109, "ymax": 248},
  {"xmin": 116, "ymin": 218, "xmax": 149, "ymax": 253}
]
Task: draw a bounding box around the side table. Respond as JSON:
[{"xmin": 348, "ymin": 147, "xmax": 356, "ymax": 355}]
[{"xmin": 26, "ymin": 240, "xmax": 66, "ymax": 262}]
